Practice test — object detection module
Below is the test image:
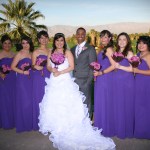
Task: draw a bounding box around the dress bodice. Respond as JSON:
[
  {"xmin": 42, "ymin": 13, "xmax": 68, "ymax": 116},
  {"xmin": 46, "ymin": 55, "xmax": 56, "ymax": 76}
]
[
  {"xmin": 17, "ymin": 58, "xmax": 32, "ymax": 69},
  {"xmin": 0, "ymin": 57, "xmax": 13, "ymax": 66},
  {"xmin": 37, "ymin": 55, "xmax": 47, "ymax": 59},
  {"xmin": 136, "ymin": 52, "xmax": 149, "ymax": 70},
  {"xmin": 119, "ymin": 57, "xmax": 130, "ymax": 66},
  {"xmin": 97, "ymin": 51, "xmax": 111, "ymax": 70},
  {"xmin": 36, "ymin": 55, "xmax": 47, "ymax": 64},
  {"xmin": 49, "ymin": 58, "xmax": 72, "ymax": 81},
  {"xmin": 50, "ymin": 57, "xmax": 69, "ymax": 71},
  {"xmin": 138, "ymin": 59, "xmax": 149, "ymax": 70},
  {"xmin": 136, "ymin": 52, "xmax": 150, "ymax": 79},
  {"xmin": 0, "ymin": 57, "xmax": 15, "ymax": 76}
]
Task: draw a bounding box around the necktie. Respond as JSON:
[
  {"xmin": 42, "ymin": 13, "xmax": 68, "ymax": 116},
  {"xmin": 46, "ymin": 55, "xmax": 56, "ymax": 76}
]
[{"xmin": 76, "ymin": 46, "xmax": 81, "ymax": 57}]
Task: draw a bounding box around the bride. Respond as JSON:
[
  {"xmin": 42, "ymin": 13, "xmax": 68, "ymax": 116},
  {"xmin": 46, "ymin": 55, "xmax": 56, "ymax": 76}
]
[{"xmin": 38, "ymin": 33, "xmax": 116, "ymax": 150}]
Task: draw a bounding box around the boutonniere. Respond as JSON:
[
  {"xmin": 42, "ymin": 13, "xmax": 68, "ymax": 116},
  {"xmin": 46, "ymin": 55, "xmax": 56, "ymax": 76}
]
[{"xmin": 82, "ymin": 46, "xmax": 88, "ymax": 51}]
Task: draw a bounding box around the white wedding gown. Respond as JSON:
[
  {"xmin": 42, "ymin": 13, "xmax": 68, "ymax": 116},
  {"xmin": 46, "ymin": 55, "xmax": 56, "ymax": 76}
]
[{"xmin": 38, "ymin": 58, "xmax": 116, "ymax": 150}]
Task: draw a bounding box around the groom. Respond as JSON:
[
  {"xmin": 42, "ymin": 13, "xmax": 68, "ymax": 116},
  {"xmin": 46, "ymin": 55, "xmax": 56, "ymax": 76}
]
[{"xmin": 71, "ymin": 27, "xmax": 97, "ymax": 119}]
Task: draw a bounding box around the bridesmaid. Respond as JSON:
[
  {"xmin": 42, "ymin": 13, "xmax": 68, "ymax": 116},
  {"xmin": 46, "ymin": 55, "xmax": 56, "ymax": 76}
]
[
  {"xmin": 114, "ymin": 32, "xmax": 134, "ymax": 138},
  {"xmin": 133, "ymin": 36, "xmax": 150, "ymax": 139},
  {"xmin": 0, "ymin": 34, "xmax": 16, "ymax": 129},
  {"xmin": 94, "ymin": 30, "xmax": 115, "ymax": 137},
  {"xmin": 11, "ymin": 36, "xmax": 34, "ymax": 132},
  {"xmin": 32, "ymin": 30, "xmax": 50, "ymax": 130}
]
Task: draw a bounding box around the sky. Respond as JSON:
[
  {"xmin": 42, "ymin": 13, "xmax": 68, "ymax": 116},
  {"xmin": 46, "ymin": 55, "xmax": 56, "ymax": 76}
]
[{"xmin": 0, "ymin": 0, "xmax": 150, "ymax": 27}]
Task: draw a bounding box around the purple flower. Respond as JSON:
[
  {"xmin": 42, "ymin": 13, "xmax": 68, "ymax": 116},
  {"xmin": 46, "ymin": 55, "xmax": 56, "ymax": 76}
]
[
  {"xmin": 50, "ymin": 52, "xmax": 65, "ymax": 68},
  {"xmin": 36, "ymin": 58, "xmax": 47, "ymax": 67},
  {"xmin": 82, "ymin": 46, "xmax": 88, "ymax": 51},
  {"xmin": 89, "ymin": 61, "xmax": 101, "ymax": 81},
  {"xmin": 112, "ymin": 52, "xmax": 124, "ymax": 62},
  {"xmin": 0, "ymin": 64, "xmax": 11, "ymax": 74},
  {"xmin": 128, "ymin": 56, "xmax": 141, "ymax": 68},
  {"xmin": 21, "ymin": 63, "xmax": 31, "ymax": 71},
  {"xmin": 89, "ymin": 62, "xmax": 101, "ymax": 71}
]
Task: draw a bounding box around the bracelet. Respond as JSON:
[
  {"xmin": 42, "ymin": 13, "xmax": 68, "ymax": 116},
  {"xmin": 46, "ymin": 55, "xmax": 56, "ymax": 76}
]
[{"xmin": 101, "ymin": 70, "xmax": 104, "ymax": 75}]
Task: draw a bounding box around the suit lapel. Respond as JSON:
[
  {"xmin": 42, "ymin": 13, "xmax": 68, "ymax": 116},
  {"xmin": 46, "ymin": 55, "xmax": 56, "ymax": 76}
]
[
  {"xmin": 78, "ymin": 42, "xmax": 89, "ymax": 56},
  {"xmin": 72, "ymin": 45, "xmax": 78, "ymax": 60}
]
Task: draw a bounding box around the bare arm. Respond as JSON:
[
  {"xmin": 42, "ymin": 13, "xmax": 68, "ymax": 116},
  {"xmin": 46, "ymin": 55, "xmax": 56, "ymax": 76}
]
[
  {"xmin": 46, "ymin": 51, "xmax": 58, "ymax": 73},
  {"xmin": 133, "ymin": 68, "xmax": 150, "ymax": 75},
  {"xmin": 32, "ymin": 50, "xmax": 43, "ymax": 71},
  {"xmin": 11, "ymin": 52, "xmax": 24, "ymax": 74},
  {"xmin": 0, "ymin": 52, "xmax": 6, "ymax": 79},
  {"xmin": 116, "ymin": 51, "xmax": 134, "ymax": 72},
  {"xmin": 94, "ymin": 47, "xmax": 115, "ymax": 76},
  {"xmin": 133, "ymin": 55, "xmax": 150, "ymax": 76},
  {"xmin": 104, "ymin": 47, "xmax": 116, "ymax": 73}
]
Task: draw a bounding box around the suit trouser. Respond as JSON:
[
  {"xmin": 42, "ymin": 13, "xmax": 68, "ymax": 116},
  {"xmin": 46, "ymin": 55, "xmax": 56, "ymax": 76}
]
[{"xmin": 75, "ymin": 78, "xmax": 92, "ymax": 118}]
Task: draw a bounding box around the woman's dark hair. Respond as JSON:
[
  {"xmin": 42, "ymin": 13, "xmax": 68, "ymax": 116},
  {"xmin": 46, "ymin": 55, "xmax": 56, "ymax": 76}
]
[
  {"xmin": 37, "ymin": 30, "xmax": 49, "ymax": 39},
  {"xmin": 1, "ymin": 34, "xmax": 12, "ymax": 43},
  {"xmin": 52, "ymin": 33, "xmax": 67, "ymax": 54},
  {"xmin": 21, "ymin": 36, "xmax": 34, "ymax": 52},
  {"xmin": 136, "ymin": 36, "xmax": 150, "ymax": 52},
  {"xmin": 116, "ymin": 32, "xmax": 133, "ymax": 56},
  {"xmin": 100, "ymin": 30, "xmax": 113, "ymax": 59}
]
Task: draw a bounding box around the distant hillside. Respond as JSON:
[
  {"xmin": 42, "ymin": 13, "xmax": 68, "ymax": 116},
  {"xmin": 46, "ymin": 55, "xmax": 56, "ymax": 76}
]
[{"xmin": 48, "ymin": 22, "xmax": 150, "ymax": 37}]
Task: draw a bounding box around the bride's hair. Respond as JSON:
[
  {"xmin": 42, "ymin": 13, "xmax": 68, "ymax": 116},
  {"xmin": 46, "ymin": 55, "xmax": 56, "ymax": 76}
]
[{"xmin": 52, "ymin": 33, "xmax": 67, "ymax": 54}]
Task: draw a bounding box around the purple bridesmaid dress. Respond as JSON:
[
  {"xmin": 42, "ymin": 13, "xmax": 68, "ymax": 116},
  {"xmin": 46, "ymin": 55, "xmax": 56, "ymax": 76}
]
[
  {"xmin": 15, "ymin": 58, "xmax": 33, "ymax": 132},
  {"xmin": 113, "ymin": 58, "xmax": 134, "ymax": 138},
  {"xmin": 32, "ymin": 55, "xmax": 50, "ymax": 130},
  {"xmin": 134, "ymin": 57, "xmax": 150, "ymax": 139},
  {"xmin": 0, "ymin": 58, "xmax": 16, "ymax": 129},
  {"xmin": 94, "ymin": 51, "xmax": 115, "ymax": 137}
]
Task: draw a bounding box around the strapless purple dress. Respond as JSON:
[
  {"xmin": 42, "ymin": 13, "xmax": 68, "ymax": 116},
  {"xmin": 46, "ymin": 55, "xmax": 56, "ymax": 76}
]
[
  {"xmin": 134, "ymin": 56, "xmax": 150, "ymax": 139},
  {"xmin": 94, "ymin": 52, "xmax": 115, "ymax": 137},
  {"xmin": 113, "ymin": 58, "xmax": 134, "ymax": 138},
  {"xmin": 32, "ymin": 55, "xmax": 50, "ymax": 130},
  {"xmin": 15, "ymin": 58, "xmax": 33, "ymax": 132},
  {"xmin": 0, "ymin": 57, "xmax": 16, "ymax": 129}
]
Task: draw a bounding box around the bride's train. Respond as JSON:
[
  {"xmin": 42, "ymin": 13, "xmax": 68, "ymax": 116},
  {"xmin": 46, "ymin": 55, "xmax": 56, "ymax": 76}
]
[{"xmin": 38, "ymin": 59, "xmax": 115, "ymax": 150}]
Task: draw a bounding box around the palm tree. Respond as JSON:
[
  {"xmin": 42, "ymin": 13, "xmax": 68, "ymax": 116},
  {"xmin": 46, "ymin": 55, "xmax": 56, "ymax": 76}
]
[
  {"xmin": 0, "ymin": 0, "xmax": 47, "ymax": 43},
  {"xmin": 89, "ymin": 29, "xmax": 97, "ymax": 46}
]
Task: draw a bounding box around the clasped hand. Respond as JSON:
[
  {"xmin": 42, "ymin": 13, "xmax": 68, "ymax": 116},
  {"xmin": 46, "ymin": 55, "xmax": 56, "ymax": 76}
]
[
  {"xmin": 23, "ymin": 70, "xmax": 30, "ymax": 75},
  {"xmin": 115, "ymin": 63, "xmax": 120, "ymax": 69},
  {"xmin": 0, "ymin": 73, "xmax": 6, "ymax": 80},
  {"xmin": 52, "ymin": 68, "xmax": 61, "ymax": 77},
  {"xmin": 93, "ymin": 71, "xmax": 100, "ymax": 76},
  {"xmin": 132, "ymin": 67, "xmax": 139, "ymax": 73}
]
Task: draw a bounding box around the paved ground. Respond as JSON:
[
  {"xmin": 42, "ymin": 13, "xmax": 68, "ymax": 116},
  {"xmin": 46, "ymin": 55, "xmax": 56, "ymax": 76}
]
[{"xmin": 0, "ymin": 128, "xmax": 150, "ymax": 150}]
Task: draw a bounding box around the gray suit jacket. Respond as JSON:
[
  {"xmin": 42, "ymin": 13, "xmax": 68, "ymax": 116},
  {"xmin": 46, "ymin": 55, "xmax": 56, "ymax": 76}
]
[{"xmin": 71, "ymin": 42, "xmax": 97, "ymax": 85}]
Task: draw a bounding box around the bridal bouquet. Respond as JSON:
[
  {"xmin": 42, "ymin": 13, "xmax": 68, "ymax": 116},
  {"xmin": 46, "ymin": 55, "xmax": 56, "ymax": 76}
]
[
  {"xmin": 0, "ymin": 64, "xmax": 11, "ymax": 74},
  {"xmin": 50, "ymin": 52, "xmax": 65, "ymax": 69},
  {"xmin": 112, "ymin": 52, "xmax": 124, "ymax": 62},
  {"xmin": 89, "ymin": 61, "xmax": 101, "ymax": 81},
  {"xmin": 128, "ymin": 55, "xmax": 141, "ymax": 77}
]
